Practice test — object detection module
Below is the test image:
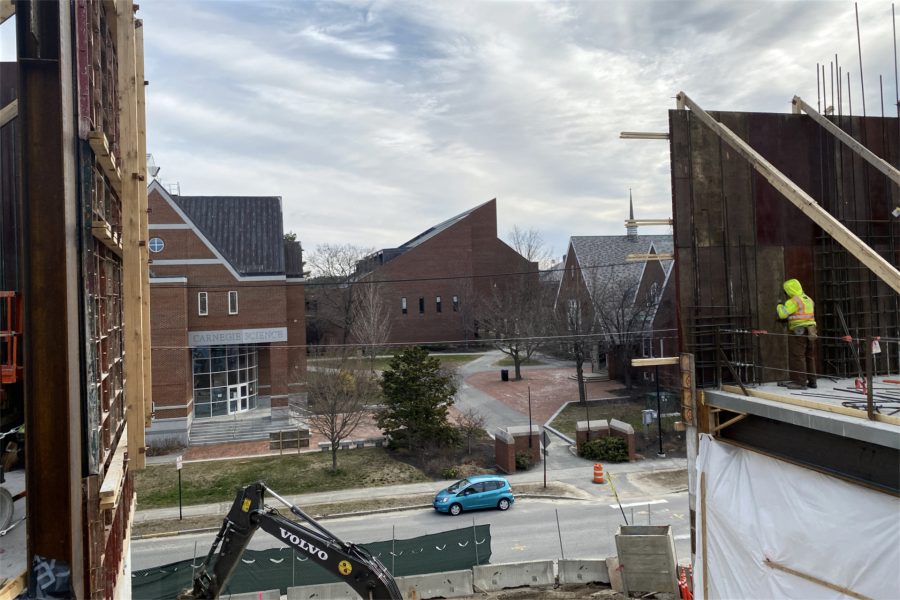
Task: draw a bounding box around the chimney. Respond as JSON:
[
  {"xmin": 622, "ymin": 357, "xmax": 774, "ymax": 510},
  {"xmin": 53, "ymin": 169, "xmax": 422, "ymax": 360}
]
[{"xmin": 627, "ymin": 189, "xmax": 638, "ymax": 240}]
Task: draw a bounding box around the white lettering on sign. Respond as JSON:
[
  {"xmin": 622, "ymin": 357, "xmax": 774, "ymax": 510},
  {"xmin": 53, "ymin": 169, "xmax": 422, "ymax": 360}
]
[
  {"xmin": 187, "ymin": 327, "xmax": 288, "ymax": 347},
  {"xmin": 279, "ymin": 527, "xmax": 329, "ymax": 560},
  {"xmin": 176, "ymin": 455, "xmax": 183, "ymax": 471}
]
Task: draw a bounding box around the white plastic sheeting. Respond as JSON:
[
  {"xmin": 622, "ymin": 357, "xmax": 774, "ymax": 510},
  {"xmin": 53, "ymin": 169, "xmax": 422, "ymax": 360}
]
[{"xmin": 694, "ymin": 434, "xmax": 900, "ymax": 600}]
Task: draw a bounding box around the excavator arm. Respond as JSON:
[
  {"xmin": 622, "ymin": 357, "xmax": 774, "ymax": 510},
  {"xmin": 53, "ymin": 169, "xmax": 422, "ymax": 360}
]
[{"xmin": 180, "ymin": 482, "xmax": 402, "ymax": 600}]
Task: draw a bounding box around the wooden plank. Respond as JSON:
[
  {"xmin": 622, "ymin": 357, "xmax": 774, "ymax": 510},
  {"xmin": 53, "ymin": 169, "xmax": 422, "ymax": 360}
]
[
  {"xmin": 793, "ymin": 95, "xmax": 900, "ymax": 187},
  {"xmin": 0, "ymin": 99, "xmax": 16, "ymax": 128},
  {"xmin": 720, "ymin": 384, "xmax": 900, "ymax": 426},
  {"xmin": 632, "ymin": 357, "xmax": 680, "ymax": 367},
  {"xmin": 678, "ymin": 92, "xmax": 900, "ymax": 295},
  {"xmin": 88, "ymin": 130, "xmax": 123, "ymax": 195},
  {"xmin": 134, "ymin": 15, "xmax": 150, "ymax": 465},
  {"xmin": 620, "ymin": 131, "xmax": 670, "ymax": 140},
  {"xmin": 0, "ymin": 0, "xmax": 13, "ymax": 26},
  {"xmin": 764, "ymin": 558, "xmax": 872, "ymax": 600},
  {"xmin": 626, "ymin": 253, "xmax": 674, "ymax": 262},
  {"xmin": 0, "ymin": 573, "xmax": 26, "ymax": 600},
  {"xmin": 118, "ymin": 0, "xmax": 147, "ymax": 474},
  {"xmin": 99, "ymin": 429, "xmax": 127, "ymax": 509},
  {"xmin": 91, "ymin": 218, "xmax": 123, "ymax": 256},
  {"xmin": 700, "ymin": 472, "xmax": 709, "ymax": 599}
]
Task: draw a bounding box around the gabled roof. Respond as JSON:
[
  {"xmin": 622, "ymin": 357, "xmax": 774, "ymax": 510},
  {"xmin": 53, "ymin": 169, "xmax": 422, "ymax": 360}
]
[
  {"xmin": 172, "ymin": 195, "xmax": 285, "ymax": 275},
  {"xmin": 399, "ymin": 199, "xmax": 494, "ymax": 249},
  {"xmin": 569, "ymin": 234, "xmax": 673, "ymax": 306}
]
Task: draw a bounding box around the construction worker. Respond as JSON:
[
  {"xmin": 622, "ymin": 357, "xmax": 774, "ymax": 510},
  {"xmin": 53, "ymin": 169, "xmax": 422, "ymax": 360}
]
[{"xmin": 776, "ymin": 278, "xmax": 817, "ymax": 390}]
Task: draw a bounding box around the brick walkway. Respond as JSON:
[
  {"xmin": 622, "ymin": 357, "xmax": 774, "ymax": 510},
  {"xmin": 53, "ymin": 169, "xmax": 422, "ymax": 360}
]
[{"xmin": 464, "ymin": 368, "xmax": 624, "ymax": 423}]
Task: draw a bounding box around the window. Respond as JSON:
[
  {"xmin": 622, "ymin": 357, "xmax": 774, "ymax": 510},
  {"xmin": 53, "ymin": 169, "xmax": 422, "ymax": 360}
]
[
  {"xmin": 452, "ymin": 295, "xmax": 459, "ymax": 312},
  {"xmin": 148, "ymin": 237, "xmax": 165, "ymax": 253},
  {"xmin": 650, "ymin": 282, "xmax": 660, "ymax": 303},
  {"xmin": 436, "ymin": 296, "xmax": 442, "ymax": 313},
  {"xmin": 401, "ymin": 297, "xmax": 407, "ymax": 314},
  {"xmin": 419, "ymin": 297, "xmax": 425, "ymax": 314},
  {"xmin": 228, "ymin": 290, "xmax": 239, "ymax": 315},
  {"xmin": 198, "ymin": 292, "xmax": 208, "ymax": 316}
]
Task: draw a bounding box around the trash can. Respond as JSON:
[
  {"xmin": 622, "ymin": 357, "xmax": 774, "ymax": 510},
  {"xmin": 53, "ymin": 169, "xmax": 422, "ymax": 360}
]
[{"xmin": 500, "ymin": 369, "xmax": 509, "ymax": 381}]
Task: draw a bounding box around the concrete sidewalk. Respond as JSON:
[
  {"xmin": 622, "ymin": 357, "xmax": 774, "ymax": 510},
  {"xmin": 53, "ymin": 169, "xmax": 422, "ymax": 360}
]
[{"xmin": 134, "ymin": 454, "xmax": 686, "ymax": 523}]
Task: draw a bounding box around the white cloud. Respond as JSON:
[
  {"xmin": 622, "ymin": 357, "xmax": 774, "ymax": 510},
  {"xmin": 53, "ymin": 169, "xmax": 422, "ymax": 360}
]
[{"xmin": 128, "ymin": 0, "xmax": 899, "ymax": 258}]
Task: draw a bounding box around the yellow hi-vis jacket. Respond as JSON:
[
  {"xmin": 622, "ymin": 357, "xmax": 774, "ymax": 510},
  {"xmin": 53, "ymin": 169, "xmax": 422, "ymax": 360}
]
[{"xmin": 776, "ymin": 279, "xmax": 816, "ymax": 330}]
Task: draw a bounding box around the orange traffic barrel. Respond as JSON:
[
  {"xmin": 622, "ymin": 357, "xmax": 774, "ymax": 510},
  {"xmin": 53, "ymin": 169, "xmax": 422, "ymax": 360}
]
[{"xmin": 593, "ymin": 463, "xmax": 605, "ymax": 484}]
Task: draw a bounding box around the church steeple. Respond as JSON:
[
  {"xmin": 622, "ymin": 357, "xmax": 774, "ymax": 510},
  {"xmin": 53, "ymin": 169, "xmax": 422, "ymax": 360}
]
[{"xmin": 627, "ymin": 189, "xmax": 638, "ymax": 240}]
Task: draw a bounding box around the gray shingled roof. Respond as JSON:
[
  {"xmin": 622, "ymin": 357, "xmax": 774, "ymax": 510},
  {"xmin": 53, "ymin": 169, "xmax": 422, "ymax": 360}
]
[
  {"xmin": 570, "ymin": 234, "xmax": 673, "ymax": 304},
  {"xmin": 173, "ymin": 195, "xmax": 285, "ymax": 275},
  {"xmin": 399, "ymin": 199, "xmax": 493, "ymax": 249}
]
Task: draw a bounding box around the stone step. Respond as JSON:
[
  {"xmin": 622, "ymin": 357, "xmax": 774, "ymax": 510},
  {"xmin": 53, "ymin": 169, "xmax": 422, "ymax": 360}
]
[{"xmin": 189, "ymin": 416, "xmax": 287, "ymax": 446}]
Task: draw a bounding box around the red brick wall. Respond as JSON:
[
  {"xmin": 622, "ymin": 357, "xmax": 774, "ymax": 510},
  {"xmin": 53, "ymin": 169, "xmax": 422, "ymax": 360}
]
[
  {"xmin": 148, "ymin": 189, "xmax": 186, "ymax": 223},
  {"xmin": 366, "ymin": 200, "xmax": 537, "ymax": 345},
  {"xmin": 495, "ymin": 437, "xmax": 516, "ymax": 474},
  {"xmin": 513, "ymin": 433, "xmax": 542, "ymax": 465},
  {"xmin": 149, "ymin": 284, "xmax": 191, "ymax": 416}
]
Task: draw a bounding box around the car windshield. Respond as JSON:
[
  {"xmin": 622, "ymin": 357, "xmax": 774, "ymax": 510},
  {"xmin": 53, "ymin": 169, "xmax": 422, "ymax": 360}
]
[{"xmin": 447, "ymin": 478, "xmax": 470, "ymax": 493}]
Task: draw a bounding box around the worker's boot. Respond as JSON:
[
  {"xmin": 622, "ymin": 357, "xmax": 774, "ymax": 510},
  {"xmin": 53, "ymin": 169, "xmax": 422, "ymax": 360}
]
[
  {"xmin": 807, "ymin": 381, "xmax": 817, "ymax": 389},
  {"xmin": 785, "ymin": 382, "xmax": 806, "ymax": 390}
]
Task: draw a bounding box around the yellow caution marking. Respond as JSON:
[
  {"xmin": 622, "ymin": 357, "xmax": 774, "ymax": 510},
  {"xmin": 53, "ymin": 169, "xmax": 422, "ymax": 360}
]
[
  {"xmin": 338, "ymin": 560, "xmax": 353, "ymax": 576},
  {"xmin": 242, "ymin": 498, "xmax": 252, "ymax": 512}
]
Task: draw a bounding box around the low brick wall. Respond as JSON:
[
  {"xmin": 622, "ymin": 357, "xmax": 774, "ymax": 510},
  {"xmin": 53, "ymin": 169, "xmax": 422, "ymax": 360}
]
[
  {"xmin": 576, "ymin": 419, "xmax": 636, "ymax": 460},
  {"xmin": 495, "ymin": 426, "xmax": 541, "ymax": 473},
  {"xmin": 494, "ymin": 428, "xmax": 516, "ymax": 474}
]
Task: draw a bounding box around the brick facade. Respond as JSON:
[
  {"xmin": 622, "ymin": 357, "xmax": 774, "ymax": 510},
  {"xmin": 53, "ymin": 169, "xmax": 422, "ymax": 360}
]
[
  {"xmin": 308, "ymin": 199, "xmax": 536, "ymax": 347},
  {"xmin": 146, "ymin": 181, "xmax": 305, "ymax": 445}
]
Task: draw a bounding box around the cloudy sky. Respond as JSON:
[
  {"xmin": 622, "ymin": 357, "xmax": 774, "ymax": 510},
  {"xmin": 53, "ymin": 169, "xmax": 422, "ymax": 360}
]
[{"xmin": 3, "ymin": 1, "xmax": 899, "ymax": 259}]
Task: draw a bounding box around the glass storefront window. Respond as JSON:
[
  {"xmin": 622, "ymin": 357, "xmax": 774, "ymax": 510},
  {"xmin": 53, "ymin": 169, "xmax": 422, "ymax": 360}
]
[{"xmin": 193, "ymin": 345, "xmax": 260, "ymax": 419}]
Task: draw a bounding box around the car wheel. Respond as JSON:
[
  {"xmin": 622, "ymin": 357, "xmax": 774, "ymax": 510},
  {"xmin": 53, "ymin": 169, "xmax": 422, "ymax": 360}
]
[
  {"xmin": 449, "ymin": 503, "xmax": 463, "ymax": 516},
  {"xmin": 497, "ymin": 498, "xmax": 510, "ymax": 511}
]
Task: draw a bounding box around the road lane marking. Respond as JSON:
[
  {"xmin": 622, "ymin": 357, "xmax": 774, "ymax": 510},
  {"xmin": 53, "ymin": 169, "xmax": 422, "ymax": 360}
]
[{"xmin": 610, "ymin": 499, "xmax": 668, "ymax": 509}]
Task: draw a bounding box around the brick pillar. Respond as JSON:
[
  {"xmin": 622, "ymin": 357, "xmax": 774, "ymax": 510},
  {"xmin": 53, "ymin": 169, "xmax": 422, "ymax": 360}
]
[
  {"xmin": 269, "ymin": 342, "xmax": 288, "ymax": 408},
  {"xmin": 494, "ymin": 429, "xmax": 516, "ymax": 474}
]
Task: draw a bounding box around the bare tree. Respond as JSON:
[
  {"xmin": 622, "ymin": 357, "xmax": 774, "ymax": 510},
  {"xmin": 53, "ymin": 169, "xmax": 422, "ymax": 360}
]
[
  {"xmin": 455, "ymin": 407, "xmax": 486, "ymax": 454},
  {"xmin": 302, "ymin": 354, "xmax": 380, "ymax": 471},
  {"xmin": 551, "ymin": 293, "xmax": 597, "ymax": 404},
  {"xmin": 508, "ymin": 225, "xmax": 553, "ymax": 268},
  {"xmin": 306, "ymin": 243, "xmax": 373, "ymax": 345},
  {"xmin": 589, "ymin": 270, "xmax": 656, "ymax": 389},
  {"xmin": 351, "ymin": 279, "xmax": 392, "ymax": 370},
  {"xmin": 477, "ymin": 274, "xmax": 552, "ymax": 380}
]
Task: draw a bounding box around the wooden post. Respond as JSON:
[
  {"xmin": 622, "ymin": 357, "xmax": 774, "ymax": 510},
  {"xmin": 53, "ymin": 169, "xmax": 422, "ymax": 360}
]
[{"xmin": 118, "ymin": 0, "xmax": 147, "ymax": 469}]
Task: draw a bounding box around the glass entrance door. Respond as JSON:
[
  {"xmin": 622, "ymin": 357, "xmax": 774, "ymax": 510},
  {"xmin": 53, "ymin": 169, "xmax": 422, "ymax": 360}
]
[{"xmin": 239, "ymin": 383, "xmax": 249, "ymax": 411}]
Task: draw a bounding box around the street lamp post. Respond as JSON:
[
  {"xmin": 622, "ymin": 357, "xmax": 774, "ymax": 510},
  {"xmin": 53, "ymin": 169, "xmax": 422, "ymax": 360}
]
[
  {"xmin": 528, "ymin": 385, "xmax": 533, "ymax": 448},
  {"xmin": 656, "ymin": 365, "xmax": 665, "ymax": 458}
]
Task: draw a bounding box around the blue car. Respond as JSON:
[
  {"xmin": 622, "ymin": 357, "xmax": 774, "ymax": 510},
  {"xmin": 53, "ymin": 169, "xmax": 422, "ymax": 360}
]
[{"xmin": 433, "ymin": 475, "xmax": 514, "ymax": 516}]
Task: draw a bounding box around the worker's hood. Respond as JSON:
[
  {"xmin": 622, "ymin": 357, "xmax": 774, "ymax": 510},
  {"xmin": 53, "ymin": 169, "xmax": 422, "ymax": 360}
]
[{"xmin": 783, "ymin": 279, "xmax": 804, "ymax": 297}]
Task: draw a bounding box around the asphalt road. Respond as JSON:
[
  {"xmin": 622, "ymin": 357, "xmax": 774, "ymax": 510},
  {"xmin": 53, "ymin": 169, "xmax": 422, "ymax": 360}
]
[{"xmin": 132, "ymin": 491, "xmax": 691, "ymax": 572}]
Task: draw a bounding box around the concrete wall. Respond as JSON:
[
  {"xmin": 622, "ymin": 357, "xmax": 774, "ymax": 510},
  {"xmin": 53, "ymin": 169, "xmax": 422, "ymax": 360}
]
[
  {"xmin": 472, "ymin": 560, "xmax": 554, "ymax": 592},
  {"xmin": 226, "ymin": 590, "xmax": 280, "ymax": 600},
  {"xmin": 558, "ymin": 559, "xmax": 610, "ymax": 585},
  {"xmin": 395, "ymin": 570, "xmax": 474, "ymax": 599},
  {"xmin": 287, "ymin": 582, "xmax": 361, "ymax": 600}
]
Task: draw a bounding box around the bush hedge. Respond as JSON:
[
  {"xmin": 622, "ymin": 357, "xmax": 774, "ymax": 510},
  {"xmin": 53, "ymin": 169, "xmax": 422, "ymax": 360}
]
[{"xmin": 579, "ymin": 436, "xmax": 629, "ymax": 462}]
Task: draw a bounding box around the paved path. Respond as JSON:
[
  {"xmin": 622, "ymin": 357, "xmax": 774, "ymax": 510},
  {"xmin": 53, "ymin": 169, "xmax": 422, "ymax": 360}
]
[{"xmin": 454, "ymin": 350, "xmax": 532, "ymax": 430}]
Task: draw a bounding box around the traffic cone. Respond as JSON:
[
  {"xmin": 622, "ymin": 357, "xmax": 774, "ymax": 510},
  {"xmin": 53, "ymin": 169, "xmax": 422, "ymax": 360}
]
[{"xmin": 593, "ymin": 463, "xmax": 605, "ymax": 484}]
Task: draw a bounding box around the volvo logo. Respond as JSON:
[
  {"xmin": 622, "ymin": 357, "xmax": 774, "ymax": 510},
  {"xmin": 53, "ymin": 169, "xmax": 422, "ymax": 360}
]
[{"xmin": 279, "ymin": 527, "xmax": 329, "ymax": 560}]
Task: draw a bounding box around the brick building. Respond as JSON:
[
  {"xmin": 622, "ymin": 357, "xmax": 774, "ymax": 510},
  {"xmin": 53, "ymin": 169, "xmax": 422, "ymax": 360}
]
[
  {"xmin": 146, "ymin": 180, "xmax": 305, "ymax": 445},
  {"xmin": 356, "ymin": 199, "xmax": 537, "ymax": 346},
  {"xmin": 555, "ymin": 203, "xmax": 674, "ymax": 383}
]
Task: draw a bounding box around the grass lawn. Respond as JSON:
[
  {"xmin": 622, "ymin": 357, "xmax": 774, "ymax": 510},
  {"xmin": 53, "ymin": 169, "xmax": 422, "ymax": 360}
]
[
  {"xmin": 494, "ymin": 357, "xmax": 544, "ymax": 367},
  {"xmin": 135, "ymin": 448, "xmax": 431, "ymax": 509},
  {"xmin": 309, "ymin": 354, "xmax": 482, "ymax": 372},
  {"xmin": 550, "ymin": 398, "xmax": 679, "ymax": 438}
]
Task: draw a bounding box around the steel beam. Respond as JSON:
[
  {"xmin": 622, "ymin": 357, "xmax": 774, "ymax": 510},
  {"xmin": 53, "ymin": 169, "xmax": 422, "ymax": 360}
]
[
  {"xmin": 676, "ymin": 91, "xmax": 900, "ymax": 295},
  {"xmin": 792, "ymin": 95, "xmax": 900, "ymax": 187},
  {"xmin": 17, "ymin": 0, "xmax": 85, "ymax": 596}
]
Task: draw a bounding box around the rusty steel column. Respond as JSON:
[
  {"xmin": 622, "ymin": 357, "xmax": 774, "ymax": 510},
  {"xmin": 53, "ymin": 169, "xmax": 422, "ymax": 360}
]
[{"xmin": 17, "ymin": 0, "xmax": 85, "ymax": 596}]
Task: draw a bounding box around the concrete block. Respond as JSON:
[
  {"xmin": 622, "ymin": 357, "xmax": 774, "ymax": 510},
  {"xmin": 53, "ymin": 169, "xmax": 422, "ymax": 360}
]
[
  {"xmin": 395, "ymin": 570, "xmax": 473, "ymax": 599},
  {"xmin": 473, "ymin": 560, "xmax": 555, "ymax": 591},
  {"xmin": 609, "ymin": 419, "xmax": 634, "ymax": 435},
  {"xmin": 576, "ymin": 419, "xmax": 609, "ymax": 432},
  {"xmin": 287, "ymin": 582, "xmax": 361, "ymax": 600},
  {"xmin": 606, "ymin": 556, "xmax": 624, "ymax": 593},
  {"xmin": 558, "ymin": 559, "xmax": 610, "ymax": 585},
  {"xmin": 494, "ymin": 427, "xmax": 515, "ymax": 444},
  {"xmin": 226, "ymin": 590, "xmax": 280, "ymax": 600}
]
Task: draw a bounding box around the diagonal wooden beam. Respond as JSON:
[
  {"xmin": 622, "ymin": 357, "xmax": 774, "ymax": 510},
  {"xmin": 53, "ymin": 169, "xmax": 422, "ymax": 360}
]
[
  {"xmin": 676, "ymin": 91, "xmax": 900, "ymax": 295},
  {"xmin": 792, "ymin": 95, "xmax": 900, "ymax": 187}
]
